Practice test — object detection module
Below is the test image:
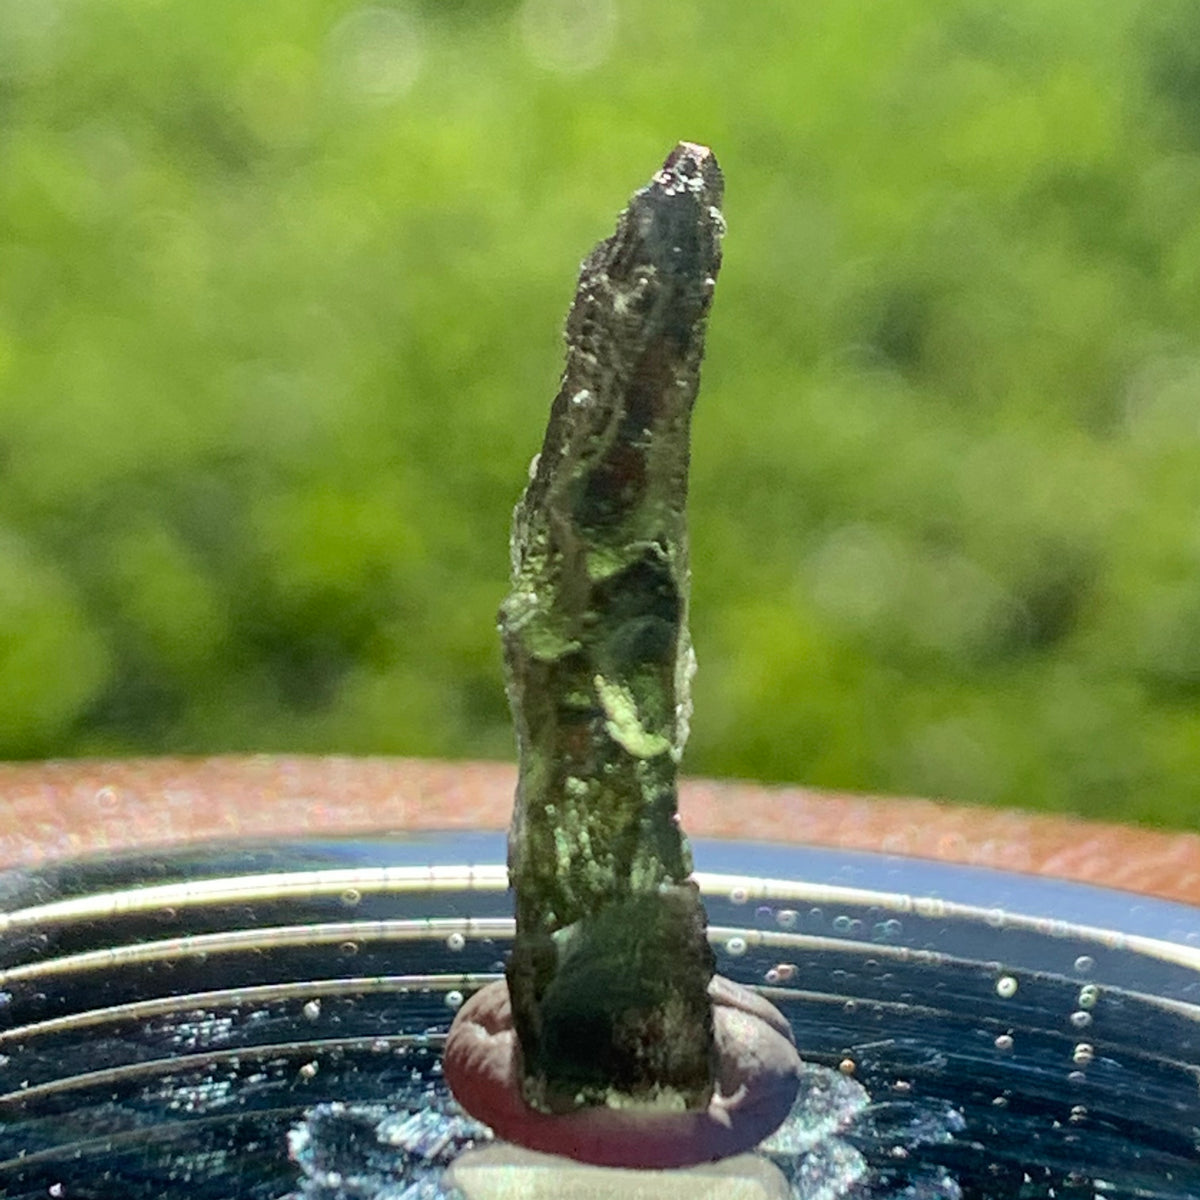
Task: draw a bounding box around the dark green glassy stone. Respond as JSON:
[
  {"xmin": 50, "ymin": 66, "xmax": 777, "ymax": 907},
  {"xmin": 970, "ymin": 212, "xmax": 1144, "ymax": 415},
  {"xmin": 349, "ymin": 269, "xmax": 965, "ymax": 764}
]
[{"xmin": 499, "ymin": 143, "xmax": 726, "ymax": 1113}]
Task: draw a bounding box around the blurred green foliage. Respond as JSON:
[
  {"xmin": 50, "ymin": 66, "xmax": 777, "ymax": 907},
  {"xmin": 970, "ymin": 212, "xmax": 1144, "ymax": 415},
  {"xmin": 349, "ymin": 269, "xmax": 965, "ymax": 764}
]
[{"xmin": 2, "ymin": 0, "xmax": 1200, "ymax": 828}]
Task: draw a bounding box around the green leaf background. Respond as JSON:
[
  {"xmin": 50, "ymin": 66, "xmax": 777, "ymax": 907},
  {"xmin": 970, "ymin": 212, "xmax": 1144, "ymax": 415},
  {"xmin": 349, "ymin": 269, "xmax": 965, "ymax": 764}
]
[{"xmin": 3, "ymin": 0, "xmax": 1200, "ymax": 828}]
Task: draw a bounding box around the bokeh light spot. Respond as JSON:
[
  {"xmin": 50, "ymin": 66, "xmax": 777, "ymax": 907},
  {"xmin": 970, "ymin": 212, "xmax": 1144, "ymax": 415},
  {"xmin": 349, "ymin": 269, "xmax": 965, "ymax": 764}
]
[
  {"xmin": 328, "ymin": 6, "xmax": 423, "ymax": 103},
  {"xmin": 517, "ymin": 0, "xmax": 617, "ymax": 74}
]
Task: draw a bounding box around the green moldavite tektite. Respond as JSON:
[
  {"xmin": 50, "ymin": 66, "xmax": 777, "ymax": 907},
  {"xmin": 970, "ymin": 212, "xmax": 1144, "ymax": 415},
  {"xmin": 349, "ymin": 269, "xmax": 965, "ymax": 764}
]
[{"xmin": 499, "ymin": 143, "xmax": 726, "ymax": 1114}]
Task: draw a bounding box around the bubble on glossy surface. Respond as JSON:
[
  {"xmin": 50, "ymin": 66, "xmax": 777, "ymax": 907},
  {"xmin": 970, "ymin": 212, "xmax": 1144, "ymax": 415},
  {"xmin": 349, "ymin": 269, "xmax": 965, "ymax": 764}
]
[
  {"xmin": 725, "ymin": 935, "xmax": 748, "ymax": 957},
  {"xmin": 94, "ymin": 786, "xmax": 119, "ymax": 810},
  {"xmin": 1077, "ymin": 984, "xmax": 1100, "ymax": 1009},
  {"xmin": 728, "ymin": 886, "xmax": 749, "ymax": 905},
  {"xmin": 1072, "ymin": 1043, "xmax": 1094, "ymax": 1067},
  {"xmin": 446, "ymin": 932, "xmax": 466, "ymax": 952},
  {"xmin": 995, "ymin": 975, "xmax": 1018, "ymax": 999},
  {"xmin": 340, "ymin": 887, "xmax": 361, "ymax": 907},
  {"xmin": 1070, "ymin": 1010, "xmax": 1093, "ymax": 1029},
  {"xmin": 299, "ymin": 1061, "xmax": 319, "ymax": 1080},
  {"xmin": 303, "ymin": 999, "xmax": 322, "ymax": 1021},
  {"xmin": 445, "ymin": 990, "xmax": 464, "ymax": 1010},
  {"xmin": 776, "ymin": 908, "xmax": 798, "ymax": 929},
  {"xmin": 994, "ymin": 1033, "xmax": 1014, "ymax": 1052},
  {"xmin": 1073, "ymin": 954, "xmax": 1095, "ymax": 975}
]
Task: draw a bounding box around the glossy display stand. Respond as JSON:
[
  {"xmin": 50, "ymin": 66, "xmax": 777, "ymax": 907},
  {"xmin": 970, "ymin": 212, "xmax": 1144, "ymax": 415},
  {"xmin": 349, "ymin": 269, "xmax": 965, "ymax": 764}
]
[{"xmin": 0, "ymin": 757, "xmax": 1198, "ymax": 1200}]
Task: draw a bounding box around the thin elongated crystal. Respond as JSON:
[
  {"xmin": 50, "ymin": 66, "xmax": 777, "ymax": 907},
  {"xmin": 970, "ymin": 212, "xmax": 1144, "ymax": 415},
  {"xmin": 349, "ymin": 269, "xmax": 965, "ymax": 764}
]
[{"xmin": 500, "ymin": 143, "xmax": 725, "ymax": 1113}]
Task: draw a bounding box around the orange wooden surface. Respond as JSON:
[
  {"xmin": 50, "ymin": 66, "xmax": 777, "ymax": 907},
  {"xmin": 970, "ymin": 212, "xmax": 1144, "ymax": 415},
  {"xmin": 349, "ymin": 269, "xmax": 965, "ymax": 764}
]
[{"xmin": 0, "ymin": 756, "xmax": 1196, "ymax": 905}]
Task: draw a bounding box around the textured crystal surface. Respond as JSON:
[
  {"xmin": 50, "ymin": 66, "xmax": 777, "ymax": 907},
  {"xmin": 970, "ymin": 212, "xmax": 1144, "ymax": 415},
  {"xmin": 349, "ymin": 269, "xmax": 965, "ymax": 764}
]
[{"xmin": 500, "ymin": 143, "xmax": 726, "ymax": 1113}]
